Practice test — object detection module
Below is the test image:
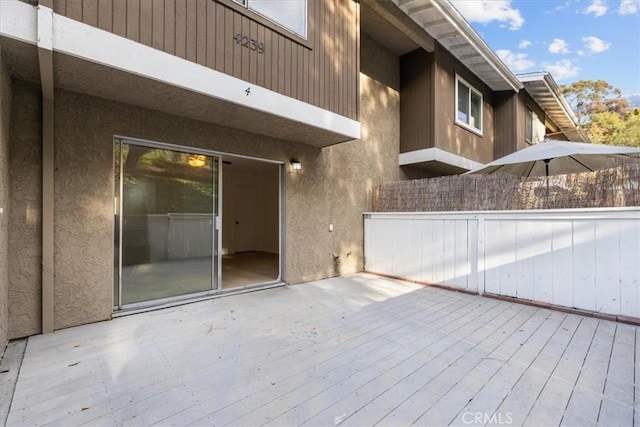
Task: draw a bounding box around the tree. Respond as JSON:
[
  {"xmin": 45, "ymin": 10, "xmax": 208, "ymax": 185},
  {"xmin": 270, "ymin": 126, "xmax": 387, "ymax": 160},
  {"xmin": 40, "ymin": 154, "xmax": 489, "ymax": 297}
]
[
  {"xmin": 588, "ymin": 109, "xmax": 640, "ymax": 147},
  {"xmin": 560, "ymin": 79, "xmax": 638, "ymax": 146},
  {"xmin": 560, "ymin": 79, "xmax": 629, "ymax": 125}
]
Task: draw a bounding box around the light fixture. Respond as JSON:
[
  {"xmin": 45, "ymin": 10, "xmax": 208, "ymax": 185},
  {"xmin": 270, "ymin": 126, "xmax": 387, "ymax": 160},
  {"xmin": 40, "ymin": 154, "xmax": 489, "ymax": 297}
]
[
  {"xmin": 290, "ymin": 159, "xmax": 302, "ymax": 171},
  {"xmin": 188, "ymin": 154, "xmax": 206, "ymax": 168}
]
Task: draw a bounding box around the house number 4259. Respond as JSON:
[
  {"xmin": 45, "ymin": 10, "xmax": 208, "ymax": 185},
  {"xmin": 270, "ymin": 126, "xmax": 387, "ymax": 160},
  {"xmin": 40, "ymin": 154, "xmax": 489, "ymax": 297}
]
[{"xmin": 233, "ymin": 34, "xmax": 265, "ymax": 54}]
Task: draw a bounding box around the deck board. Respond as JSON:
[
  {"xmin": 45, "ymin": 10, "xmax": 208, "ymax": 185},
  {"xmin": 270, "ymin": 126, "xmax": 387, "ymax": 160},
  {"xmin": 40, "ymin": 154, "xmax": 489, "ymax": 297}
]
[{"xmin": 4, "ymin": 273, "xmax": 637, "ymax": 426}]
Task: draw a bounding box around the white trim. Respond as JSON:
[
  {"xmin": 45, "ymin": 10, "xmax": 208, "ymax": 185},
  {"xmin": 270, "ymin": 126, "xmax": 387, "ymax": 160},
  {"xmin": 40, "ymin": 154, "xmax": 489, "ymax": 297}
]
[
  {"xmin": 391, "ymin": 0, "xmax": 522, "ymax": 92},
  {"xmin": 455, "ymin": 74, "xmax": 483, "ymax": 135},
  {"xmin": 235, "ymin": 0, "xmax": 308, "ymax": 40},
  {"xmin": 0, "ymin": 2, "xmax": 360, "ymax": 140},
  {"xmin": 434, "ymin": 1, "xmax": 522, "ymax": 92},
  {"xmin": 36, "ymin": 5, "xmax": 53, "ymax": 51},
  {"xmin": 0, "ymin": 1, "xmax": 37, "ymax": 45},
  {"xmin": 517, "ymin": 71, "xmax": 589, "ymax": 142},
  {"xmin": 519, "ymin": 72, "xmax": 579, "ymax": 125},
  {"xmin": 399, "ymin": 147, "xmax": 483, "ymax": 171},
  {"xmin": 364, "ymin": 206, "xmax": 640, "ymax": 221}
]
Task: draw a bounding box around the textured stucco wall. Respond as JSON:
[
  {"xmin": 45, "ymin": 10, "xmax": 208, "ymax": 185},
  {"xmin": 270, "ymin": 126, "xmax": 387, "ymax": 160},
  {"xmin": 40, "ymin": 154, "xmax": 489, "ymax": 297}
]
[
  {"xmin": 11, "ymin": 34, "xmax": 406, "ymax": 332},
  {"xmin": 8, "ymin": 81, "xmax": 42, "ymax": 338},
  {"xmin": 52, "ymin": 88, "xmax": 324, "ymax": 329},
  {"xmin": 0, "ymin": 53, "xmax": 12, "ymax": 351},
  {"xmin": 287, "ymin": 35, "xmax": 404, "ymax": 280},
  {"xmin": 319, "ymin": 36, "xmax": 404, "ymax": 277},
  {"xmin": 54, "ymin": 90, "xmax": 115, "ymax": 330}
]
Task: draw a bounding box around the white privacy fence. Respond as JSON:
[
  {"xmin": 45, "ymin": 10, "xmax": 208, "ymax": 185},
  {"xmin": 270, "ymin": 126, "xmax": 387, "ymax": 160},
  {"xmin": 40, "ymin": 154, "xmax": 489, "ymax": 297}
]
[
  {"xmin": 364, "ymin": 208, "xmax": 640, "ymax": 318},
  {"xmin": 124, "ymin": 213, "xmax": 213, "ymax": 262}
]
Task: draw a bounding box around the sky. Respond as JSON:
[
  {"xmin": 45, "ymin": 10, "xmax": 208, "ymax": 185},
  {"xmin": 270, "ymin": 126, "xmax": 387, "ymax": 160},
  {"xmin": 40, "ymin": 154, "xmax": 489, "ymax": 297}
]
[{"xmin": 450, "ymin": 0, "xmax": 640, "ymax": 106}]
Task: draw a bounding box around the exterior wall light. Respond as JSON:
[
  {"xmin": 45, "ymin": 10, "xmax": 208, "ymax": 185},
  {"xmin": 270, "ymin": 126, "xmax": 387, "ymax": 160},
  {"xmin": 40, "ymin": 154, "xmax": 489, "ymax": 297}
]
[
  {"xmin": 188, "ymin": 154, "xmax": 206, "ymax": 167},
  {"xmin": 290, "ymin": 159, "xmax": 302, "ymax": 171}
]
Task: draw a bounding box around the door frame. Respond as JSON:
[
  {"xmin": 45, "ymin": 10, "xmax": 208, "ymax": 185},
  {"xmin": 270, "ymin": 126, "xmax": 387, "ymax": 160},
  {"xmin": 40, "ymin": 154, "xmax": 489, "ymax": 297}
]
[{"xmin": 113, "ymin": 135, "xmax": 284, "ymax": 312}]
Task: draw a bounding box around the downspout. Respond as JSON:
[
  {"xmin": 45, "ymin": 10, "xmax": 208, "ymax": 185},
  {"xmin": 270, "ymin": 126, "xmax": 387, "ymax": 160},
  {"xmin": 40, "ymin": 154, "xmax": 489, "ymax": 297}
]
[{"xmin": 37, "ymin": 2, "xmax": 54, "ymax": 334}]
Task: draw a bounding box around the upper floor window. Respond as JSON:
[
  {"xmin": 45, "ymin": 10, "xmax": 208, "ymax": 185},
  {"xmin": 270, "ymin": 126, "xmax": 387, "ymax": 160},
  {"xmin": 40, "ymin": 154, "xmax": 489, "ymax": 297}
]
[
  {"xmin": 233, "ymin": 0, "xmax": 307, "ymax": 38},
  {"xmin": 525, "ymin": 107, "xmax": 546, "ymax": 143},
  {"xmin": 455, "ymin": 75, "xmax": 483, "ymax": 135}
]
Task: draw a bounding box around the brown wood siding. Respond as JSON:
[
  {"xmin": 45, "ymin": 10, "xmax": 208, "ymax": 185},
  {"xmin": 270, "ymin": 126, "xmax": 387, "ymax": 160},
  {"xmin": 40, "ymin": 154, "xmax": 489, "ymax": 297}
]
[
  {"xmin": 496, "ymin": 91, "xmax": 551, "ymax": 155},
  {"xmin": 433, "ymin": 43, "xmax": 495, "ymax": 164},
  {"xmin": 399, "ymin": 48, "xmax": 434, "ymax": 153},
  {"xmin": 514, "ymin": 91, "xmax": 548, "ymax": 150},
  {"xmin": 515, "ymin": 91, "xmax": 528, "ymax": 150},
  {"xmin": 493, "ymin": 91, "xmax": 517, "ymax": 158},
  {"xmin": 52, "ymin": 0, "xmax": 359, "ymax": 120}
]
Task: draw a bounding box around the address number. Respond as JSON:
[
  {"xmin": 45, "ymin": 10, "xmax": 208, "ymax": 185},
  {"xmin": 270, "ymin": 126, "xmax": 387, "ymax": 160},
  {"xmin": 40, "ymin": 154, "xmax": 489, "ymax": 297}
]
[{"xmin": 233, "ymin": 34, "xmax": 265, "ymax": 54}]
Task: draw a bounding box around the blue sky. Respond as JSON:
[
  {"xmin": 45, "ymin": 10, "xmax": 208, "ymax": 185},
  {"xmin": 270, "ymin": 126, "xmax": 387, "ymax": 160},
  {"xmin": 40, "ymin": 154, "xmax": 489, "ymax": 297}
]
[{"xmin": 450, "ymin": 0, "xmax": 640, "ymax": 105}]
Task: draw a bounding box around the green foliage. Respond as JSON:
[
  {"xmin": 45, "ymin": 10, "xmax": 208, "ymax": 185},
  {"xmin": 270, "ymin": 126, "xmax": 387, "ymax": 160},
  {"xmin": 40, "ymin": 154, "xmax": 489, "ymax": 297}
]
[
  {"xmin": 123, "ymin": 174, "xmax": 214, "ymax": 215},
  {"xmin": 589, "ymin": 110, "xmax": 640, "ymax": 147},
  {"xmin": 138, "ymin": 149, "xmax": 173, "ymax": 167},
  {"xmin": 560, "ymin": 79, "xmax": 629, "ymax": 125},
  {"xmin": 561, "ymin": 80, "xmax": 637, "ymax": 146}
]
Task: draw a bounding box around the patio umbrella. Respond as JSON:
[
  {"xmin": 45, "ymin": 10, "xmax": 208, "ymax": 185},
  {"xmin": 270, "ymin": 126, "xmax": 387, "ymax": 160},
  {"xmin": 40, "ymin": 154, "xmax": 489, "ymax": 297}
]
[{"xmin": 467, "ymin": 138, "xmax": 640, "ymax": 177}]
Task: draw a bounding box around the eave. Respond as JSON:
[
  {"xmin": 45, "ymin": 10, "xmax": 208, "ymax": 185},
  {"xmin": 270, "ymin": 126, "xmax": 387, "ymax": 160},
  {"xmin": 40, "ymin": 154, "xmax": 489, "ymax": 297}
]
[
  {"xmin": 392, "ymin": 0, "xmax": 523, "ymax": 92},
  {"xmin": 518, "ymin": 72, "xmax": 590, "ymax": 143}
]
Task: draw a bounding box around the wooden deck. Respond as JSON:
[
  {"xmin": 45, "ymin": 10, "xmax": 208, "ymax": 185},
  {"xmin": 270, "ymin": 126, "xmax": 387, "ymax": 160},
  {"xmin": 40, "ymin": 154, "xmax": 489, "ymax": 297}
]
[{"xmin": 4, "ymin": 273, "xmax": 638, "ymax": 426}]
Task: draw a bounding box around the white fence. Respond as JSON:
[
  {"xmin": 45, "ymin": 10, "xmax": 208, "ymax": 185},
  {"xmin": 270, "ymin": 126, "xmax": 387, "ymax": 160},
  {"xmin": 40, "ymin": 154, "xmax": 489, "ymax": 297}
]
[
  {"xmin": 364, "ymin": 208, "xmax": 640, "ymax": 318},
  {"xmin": 124, "ymin": 213, "xmax": 213, "ymax": 262}
]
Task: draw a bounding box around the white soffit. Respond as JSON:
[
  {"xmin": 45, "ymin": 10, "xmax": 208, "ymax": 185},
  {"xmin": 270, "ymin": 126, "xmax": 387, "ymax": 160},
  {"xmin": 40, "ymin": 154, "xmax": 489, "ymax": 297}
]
[
  {"xmin": 393, "ymin": 0, "xmax": 522, "ymax": 92},
  {"xmin": 399, "ymin": 147, "xmax": 484, "ymax": 171},
  {"xmin": 518, "ymin": 72, "xmax": 589, "ymax": 143},
  {"xmin": 0, "ymin": 1, "xmax": 361, "ymax": 142}
]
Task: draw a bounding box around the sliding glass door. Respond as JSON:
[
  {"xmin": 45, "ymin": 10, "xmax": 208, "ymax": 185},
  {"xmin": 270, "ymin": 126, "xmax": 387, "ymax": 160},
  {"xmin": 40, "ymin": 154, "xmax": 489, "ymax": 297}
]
[{"xmin": 114, "ymin": 140, "xmax": 220, "ymax": 308}]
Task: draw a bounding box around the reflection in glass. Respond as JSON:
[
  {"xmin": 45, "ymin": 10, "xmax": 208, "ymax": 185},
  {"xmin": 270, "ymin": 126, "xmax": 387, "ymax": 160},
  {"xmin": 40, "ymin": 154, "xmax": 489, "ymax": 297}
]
[
  {"xmin": 117, "ymin": 143, "xmax": 216, "ymax": 305},
  {"xmin": 250, "ymin": 0, "xmax": 307, "ymax": 37},
  {"xmin": 470, "ymin": 90, "xmax": 482, "ymax": 131},
  {"xmin": 457, "ymin": 80, "xmax": 469, "ymax": 123}
]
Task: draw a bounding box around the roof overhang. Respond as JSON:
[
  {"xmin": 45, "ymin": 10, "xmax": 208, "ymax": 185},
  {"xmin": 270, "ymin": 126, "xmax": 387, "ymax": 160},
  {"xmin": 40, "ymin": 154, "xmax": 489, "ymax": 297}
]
[
  {"xmin": 0, "ymin": 1, "xmax": 360, "ymax": 148},
  {"xmin": 518, "ymin": 72, "xmax": 590, "ymax": 143},
  {"xmin": 392, "ymin": 0, "xmax": 523, "ymax": 92},
  {"xmin": 360, "ymin": 0, "xmax": 434, "ymax": 56}
]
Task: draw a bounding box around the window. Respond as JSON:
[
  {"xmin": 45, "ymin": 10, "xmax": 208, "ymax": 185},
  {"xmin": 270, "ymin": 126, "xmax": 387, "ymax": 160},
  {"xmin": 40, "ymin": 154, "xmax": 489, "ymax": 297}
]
[
  {"xmin": 455, "ymin": 75, "xmax": 483, "ymax": 134},
  {"xmin": 525, "ymin": 107, "xmax": 546, "ymax": 143},
  {"xmin": 233, "ymin": 0, "xmax": 307, "ymax": 38}
]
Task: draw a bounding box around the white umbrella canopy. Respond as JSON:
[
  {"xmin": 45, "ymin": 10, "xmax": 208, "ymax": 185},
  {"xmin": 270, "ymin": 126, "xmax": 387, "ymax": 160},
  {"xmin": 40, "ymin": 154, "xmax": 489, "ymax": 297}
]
[{"xmin": 467, "ymin": 139, "xmax": 640, "ymax": 177}]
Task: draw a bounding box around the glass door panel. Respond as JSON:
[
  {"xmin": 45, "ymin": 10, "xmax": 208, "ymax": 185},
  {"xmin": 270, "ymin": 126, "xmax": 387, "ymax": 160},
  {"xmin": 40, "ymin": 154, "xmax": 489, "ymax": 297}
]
[{"xmin": 115, "ymin": 142, "xmax": 219, "ymax": 307}]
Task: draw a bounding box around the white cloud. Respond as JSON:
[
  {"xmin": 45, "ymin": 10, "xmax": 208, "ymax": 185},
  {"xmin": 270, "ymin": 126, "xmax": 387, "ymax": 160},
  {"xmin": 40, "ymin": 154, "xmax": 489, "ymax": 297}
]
[
  {"xmin": 619, "ymin": 0, "xmax": 640, "ymax": 14},
  {"xmin": 553, "ymin": 1, "xmax": 574, "ymax": 12},
  {"xmin": 582, "ymin": 36, "xmax": 611, "ymax": 53},
  {"xmin": 543, "ymin": 59, "xmax": 580, "ymax": 79},
  {"xmin": 496, "ymin": 49, "xmax": 535, "ymax": 72},
  {"xmin": 549, "ymin": 38, "xmax": 570, "ymax": 54},
  {"xmin": 583, "ymin": 0, "xmax": 608, "ymax": 16},
  {"xmin": 518, "ymin": 40, "xmax": 532, "ymax": 49},
  {"xmin": 450, "ymin": 0, "xmax": 524, "ymax": 30},
  {"xmin": 625, "ymin": 93, "xmax": 640, "ymax": 108}
]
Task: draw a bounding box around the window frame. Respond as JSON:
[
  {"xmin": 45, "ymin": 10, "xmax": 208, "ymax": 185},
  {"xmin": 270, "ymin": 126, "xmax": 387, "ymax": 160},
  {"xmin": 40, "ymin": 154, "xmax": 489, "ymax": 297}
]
[
  {"xmin": 525, "ymin": 106, "xmax": 533, "ymax": 143},
  {"xmin": 525, "ymin": 105, "xmax": 546, "ymax": 144},
  {"xmin": 231, "ymin": 0, "xmax": 308, "ymax": 40},
  {"xmin": 455, "ymin": 74, "xmax": 483, "ymax": 136}
]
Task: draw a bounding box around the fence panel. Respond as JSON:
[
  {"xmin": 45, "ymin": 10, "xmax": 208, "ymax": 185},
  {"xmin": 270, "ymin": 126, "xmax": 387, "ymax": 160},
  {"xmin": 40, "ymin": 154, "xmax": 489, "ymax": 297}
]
[{"xmin": 364, "ymin": 208, "xmax": 640, "ymax": 318}]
